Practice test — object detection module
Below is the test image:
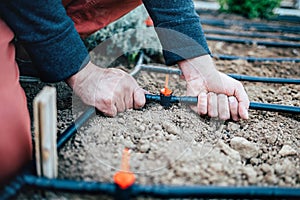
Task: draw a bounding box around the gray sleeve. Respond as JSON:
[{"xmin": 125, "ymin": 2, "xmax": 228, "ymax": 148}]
[
  {"xmin": 142, "ymin": 0, "xmax": 210, "ymax": 65},
  {"xmin": 0, "ymin": 0, "xmax": 89, "ymax": 82}
]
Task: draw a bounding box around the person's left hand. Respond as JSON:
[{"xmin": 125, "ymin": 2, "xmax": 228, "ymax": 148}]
[{"xmin": 178, "ymin": 55, "xmax": 250, "ymax": 121}]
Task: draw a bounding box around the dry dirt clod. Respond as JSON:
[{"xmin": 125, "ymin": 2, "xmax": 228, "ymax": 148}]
[
  {"xmin": 139, "ymin": 142, "xmax": 150, "ymax": 153},
  {"xmin": 227, "ymin": 122, "xmax": 240, "ymax": 131},
  {"xmin": 279, "ymin": 145, "xmax": 297, "ymax": 157},
  {"xmin": 162, "ymin": 121, "xmax": 180, "ymax": 135},
  {"xmin": 230, "ymin": 137, "xmax": 259, "ymax": 159},
  {"xmin": 124, "ymin": 140, "xmax": 135, "ymax": 149},
  {"xmin": 242, "ymin": 166, "xmax": 257, "ymax": 184},
  {"xmin": 217, "ymin": 140, "xmax": 241, "ymax": 162}
]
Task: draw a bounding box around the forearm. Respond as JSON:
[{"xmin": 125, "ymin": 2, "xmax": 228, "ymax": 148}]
[
  {"xmin": 0, "ymin": 0, "xmax": 89, "ymax": 82},
  {"xmin": 142, "ymin": 0, "xmax": 210, "ymax": 65}
]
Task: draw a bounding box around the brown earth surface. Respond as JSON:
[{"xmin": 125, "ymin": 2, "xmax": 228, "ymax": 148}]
[{"xmin": 17, "ymin": 11, "xmax": 300, "ymax": 200}]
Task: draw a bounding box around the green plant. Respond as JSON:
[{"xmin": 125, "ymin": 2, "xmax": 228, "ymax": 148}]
[{"xmin": 217, "ymin": 0, "xmax": 282, "ymax": 19}]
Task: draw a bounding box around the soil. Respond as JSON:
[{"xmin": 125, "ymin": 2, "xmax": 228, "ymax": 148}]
[{"xmin": 17, "ymin": 10, "xmax": 299, "ymax": 200}]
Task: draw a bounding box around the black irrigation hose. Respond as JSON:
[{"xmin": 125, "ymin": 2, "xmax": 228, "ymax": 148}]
[
  {"xmin": 0, "ymin": 176, "xmax": 26, "ymax": 200},
  {"xmin": 145, "ymin": 94, "xmax": 300, "ymax": 114},
  {"xmin": 23, "ymin": 175, "xmax": 116, "ymax": 195},
  {"xmin": 206, "ymin": 36, "xmax": 300, "ymax": 48},
  {"xmin": 19, "ymin": 175, "xmax": 300, "ymax": 199},
  {"xmin": 57, "ymin": 106, "xmax": 96, "ymax": 150},
  {"xmin": 212, "ymin": 54, "xmax": 300, "ymax": 62},
  {"xmin": 205, "ymin": 29, "xmax": 300, "ymax": 42},
  {"xmin": 132, "ymin": 185, "xmax": 300, "ymax": 199},
  {"xmin": 195, "ymin": 9, "xmax": 300, "ymax": 23},
  {"xmin": 227, "ymin": 74, "xmax": 300, "ymax": 84},
  {"xmin": 200, "ymin": 18, "xmax": 300, "ymax": 34}
]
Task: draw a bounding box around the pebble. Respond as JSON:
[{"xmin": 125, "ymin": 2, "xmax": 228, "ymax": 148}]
[
  {"xmin": 117, "ymin": 118, "xmax": 125, "ymax": 124},
  {"xmin": 243, "ymin": 166, "xmax": 257, "ymax": 184},
  {"xmin": 162, "ymin": 121, "xmax": 180, "ymax": 135},
  {"xmin": 279, "ymin": 145, "xmax": 297, "ymax": 157},
  {"xmin": 230, "ymin": 137, "xmax": 259, "ymax": 159},
  {"xmin": 227, "ymin": 122, "xmax": 240, "ymax": 131},
  {"xmin": 261, "ymin": 163, "xmax": 273, "ymax": 174},
  {"xmin": 153, "ymin": 124, "xmax": 162, "ymax": 131},
  {"xmin": 140, "ymin": 143, "xmax": 150, "ymax": 153},
  {"xmin": 217, "ymin": 140, "xmax": 241, "ymax": 161},
  {"xmin": 137, "ymin": 125, "xmax": 146, "ymax": 132},
  {"xmin": 265, "ymin": 132, "xmax": 277, "ymax": 144},
  {"xmin": 124, "ymin": 140, "xmax": 135, "ymax": 149}
]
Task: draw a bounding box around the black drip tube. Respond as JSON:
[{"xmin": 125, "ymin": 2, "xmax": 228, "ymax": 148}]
[
  {"xmin": 57, "ymin": 107, "xmax": 96, "ymax": 150},
  {"xmin": 18, "ymin": 175, "xmax": 300, "ymax": 199},
  {"xmin": 145, "ymin": 94, "xmax": 300, "ymax": 114},
  {"xmin": 206, "ymin": 36, "xmax": 300, "ymax": 48},
  {"xmin": 204, "ymin": 29, "xmax": 300, "ymax": 42},
  {"xmin": 200, "ymin": 18, "xmax": 300, "ymax": 33},
  {"xmin": 212, "ymin": 54, "xmax": 300, "ymax": 62}
]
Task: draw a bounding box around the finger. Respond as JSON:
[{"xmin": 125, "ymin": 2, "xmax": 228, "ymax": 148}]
[
  {"xmin": 234, "ymin": 82, "xmax": 250, "ymax": 120},
  {"xmin": 97, "ymin": 97, "xmax": 118, "ymax": 117},
  {"xmin": 115, "ymin": 97, "xmax": 126, "ymax": 113},
  {"xmin": 197, "ymin": 92, "xmax": 207, "ymax": 115},
  {"xmin": 217, "ymin": 94, "xmax": 230, "ymax": 120},
  {"xmin": 133, "ymin": 87, "xmax": 146, "ymax": 109},
  {"xmin": 124, "ymin": 95, "xmax": 133, "ymax": 110},
  {"xmin": 207, "ymin": 92, "xmax": 218, "ymax": 118},
  {"xmin": 228, "ymin": 96, "xmax": 239, "ymax": 121}
]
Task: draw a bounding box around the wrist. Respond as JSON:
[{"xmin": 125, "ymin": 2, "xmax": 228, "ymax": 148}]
[
  {"xmin": 65, "ymin": 61, "xmax": 97, "ymax": 88},
  {"xmin": 178, "ymin": 54, "xmax": 218, "ymax": 81}
]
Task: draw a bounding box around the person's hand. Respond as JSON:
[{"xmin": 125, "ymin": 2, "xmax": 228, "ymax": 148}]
[
  {"xmin": 178, "ymin": 55, "xmax": 249, "ymax": 121},
  {"xmin": 66, "ymin": 61, "xmax": 146, "ymax": 117}
]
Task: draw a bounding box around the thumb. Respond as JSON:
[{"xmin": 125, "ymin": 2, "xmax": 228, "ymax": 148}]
[
  {"xmin": 234, "ymin": 82, "xmax": 250, "ymax": 119},
  {"xmin": 133, "ymin": 87, "xmax": 146, "ymax": 109}
]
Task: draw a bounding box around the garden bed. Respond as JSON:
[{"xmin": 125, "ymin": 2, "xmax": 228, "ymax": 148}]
[{"xmin": 17, "ymin": 9, "xmax": 300, "ymax": 200}]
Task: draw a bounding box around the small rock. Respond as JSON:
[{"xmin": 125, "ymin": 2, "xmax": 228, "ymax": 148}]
[
  {"xmin": 261, "ymin": 163, "xmax": 273, "ymax": 174},
  {"xmin": 77, "ymin": 154, "xmax": 85, "ymax": 162},
  {"xmin": 227, "ymin": 122, "xmax": 240, "ymax": 131},
  {"xmin": 162, "ymin": 121, "xmax": 180, "ymax": 135},
  {"xmin": 139, "ymin": 143, "xmax": 150, "ymax": 153},
  {"xmin": 153, "ymin": 124, "xmax": 162, "ymax": 131},
  {"xmin": 230, "ymin": 137, "xmax": 259, "ymax": 159},
  {"xmin": 217, "ymin": 140, "xmax": 241, "ymax": 161},
  {"xmin": 117, "ymin": 118, "xmax": 125, "ymax": 124},
  {"xmin": 279, "ymin": 145, "xmax": 297, "ymax": 157},
  {"xmin": 210, "ymin": 163, "xmax": 223, "ymax": 172},
  {"xmin": 137, "ymin": 125, "xmax": 146, "ymax": 132},
  {"xmin": 265, "ymin": 173, "xmax": 278, "ymax": 184},
  {"xmin": 124, "ymin": 140, "xmax": 135, "ymax": 149},
  {"xmin": 243, "ymin": 166, "xmax": 257, "ymax": 184}
]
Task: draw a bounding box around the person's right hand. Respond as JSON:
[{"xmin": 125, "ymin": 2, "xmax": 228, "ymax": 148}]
[{"xmin": 66, "ymin": 61, "xmax": 146, "ymax": 117}]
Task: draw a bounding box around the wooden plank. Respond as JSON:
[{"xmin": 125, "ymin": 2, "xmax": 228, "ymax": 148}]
[{"xmin": 33, "ymin": 86, "xmax": 57, "ymax": 178}]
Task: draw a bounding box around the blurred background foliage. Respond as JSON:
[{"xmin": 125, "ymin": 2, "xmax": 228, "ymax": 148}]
[{"xmin": 217, "ymin": 0, "xmax": 282, "ymax": 18}]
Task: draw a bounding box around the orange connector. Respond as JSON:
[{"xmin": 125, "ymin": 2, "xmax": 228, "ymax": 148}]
[
  {"xmin": 160, "ymin": 74, "xmax": 172, "ymax": 96},
  {"xmin": 113, "ymin": 148, "xmax": 135, "ymax": 189}
]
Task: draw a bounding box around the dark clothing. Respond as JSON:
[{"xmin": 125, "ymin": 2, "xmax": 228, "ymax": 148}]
[{"xmin": 0, "ymin": 0, "xmax": 210, "ymax": 82}]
